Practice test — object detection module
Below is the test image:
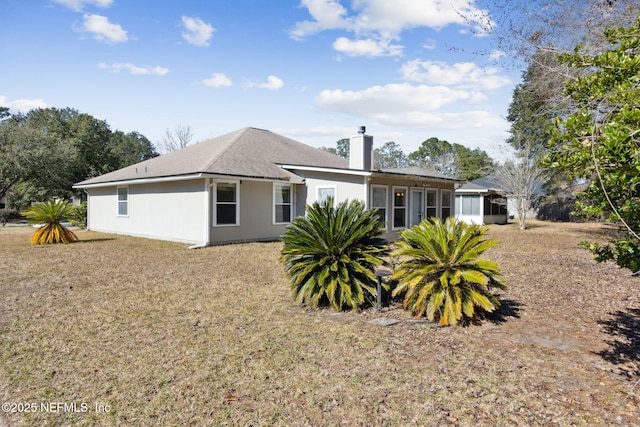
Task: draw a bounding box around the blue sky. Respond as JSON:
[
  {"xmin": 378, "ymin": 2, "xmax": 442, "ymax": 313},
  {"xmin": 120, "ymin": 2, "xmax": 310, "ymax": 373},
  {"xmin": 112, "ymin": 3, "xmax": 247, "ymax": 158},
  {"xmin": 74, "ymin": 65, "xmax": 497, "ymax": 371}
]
[{"xmin": 1, "ymin": 0, "xmax": 521, "ymax": 156}]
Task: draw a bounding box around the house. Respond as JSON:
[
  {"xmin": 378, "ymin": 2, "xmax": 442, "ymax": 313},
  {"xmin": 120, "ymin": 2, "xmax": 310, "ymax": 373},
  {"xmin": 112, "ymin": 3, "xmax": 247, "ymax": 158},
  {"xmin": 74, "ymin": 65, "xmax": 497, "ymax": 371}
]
[
  {"xmin": 74, "ymin": 127, "xmax": 461, "ymax": 247},
  {"xmin": 455, "ymin": 176, "xmax": 508, "ymax": 225}
]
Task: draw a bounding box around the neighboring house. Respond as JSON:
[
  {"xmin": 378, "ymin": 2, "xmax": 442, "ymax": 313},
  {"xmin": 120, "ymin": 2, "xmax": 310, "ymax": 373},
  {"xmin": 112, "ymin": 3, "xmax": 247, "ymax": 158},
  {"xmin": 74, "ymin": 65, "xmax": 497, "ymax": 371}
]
[
  {"xmin": 455, "ymin": 176, "xmax": 508, "ymax": 225},
  {"xmin": 74, "ymin": 127, "xmax": 461, "ymax": 246}
]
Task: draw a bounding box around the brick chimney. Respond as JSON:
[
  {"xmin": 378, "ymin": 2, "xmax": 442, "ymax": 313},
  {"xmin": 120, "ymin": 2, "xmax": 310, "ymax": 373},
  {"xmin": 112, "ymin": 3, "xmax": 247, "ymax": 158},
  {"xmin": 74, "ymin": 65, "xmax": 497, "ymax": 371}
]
[{"xmin": 349, "ymin": 126, "xmax": 373, "ymax": 171}]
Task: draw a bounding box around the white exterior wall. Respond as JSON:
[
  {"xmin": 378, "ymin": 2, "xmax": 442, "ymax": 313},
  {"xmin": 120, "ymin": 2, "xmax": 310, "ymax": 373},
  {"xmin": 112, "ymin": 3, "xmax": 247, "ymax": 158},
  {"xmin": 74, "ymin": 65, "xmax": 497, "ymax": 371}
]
[
  {"xmin": 87, "ymin": 179, "xmax": 206, "ymax": 244},
  {"xmin": 303, "ymin": 172, "xmax": 366, "ymax": 206},
  {"xmin": 210, "ymin": 180, "xmax": 291, "ymax": 244}
]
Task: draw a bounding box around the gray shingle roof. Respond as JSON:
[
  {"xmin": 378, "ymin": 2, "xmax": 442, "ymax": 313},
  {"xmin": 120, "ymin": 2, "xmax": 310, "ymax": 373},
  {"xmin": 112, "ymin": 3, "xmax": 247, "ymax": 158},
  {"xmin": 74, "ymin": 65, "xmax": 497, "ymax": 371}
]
[{"xmin": 75, "ymin": 127, "xmax": 349, "ymax": 186}]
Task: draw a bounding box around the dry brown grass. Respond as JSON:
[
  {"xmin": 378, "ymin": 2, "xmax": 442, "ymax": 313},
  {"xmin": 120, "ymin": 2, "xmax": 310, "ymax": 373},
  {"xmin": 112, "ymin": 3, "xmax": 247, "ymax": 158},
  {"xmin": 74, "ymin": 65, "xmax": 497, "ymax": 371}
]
[{"xmin": 0, "ymin": 221, "xmax": 638, "ymax": 426}]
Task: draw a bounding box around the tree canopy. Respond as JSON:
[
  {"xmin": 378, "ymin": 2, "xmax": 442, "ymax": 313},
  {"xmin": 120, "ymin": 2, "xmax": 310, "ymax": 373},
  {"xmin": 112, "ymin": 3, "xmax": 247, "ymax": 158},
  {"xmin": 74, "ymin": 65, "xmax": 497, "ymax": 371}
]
[
  {"xmin": 545, "ymin": 15, "xmax": 640, "ymax": 273},
  {"xmin": 0, "ymin": 107, "xmax": 158, "ymax": 208}
]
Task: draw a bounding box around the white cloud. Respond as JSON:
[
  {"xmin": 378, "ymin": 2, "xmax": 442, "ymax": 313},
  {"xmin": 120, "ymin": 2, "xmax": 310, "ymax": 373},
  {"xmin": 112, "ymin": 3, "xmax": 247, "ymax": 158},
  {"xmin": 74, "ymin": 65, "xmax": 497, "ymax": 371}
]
[
  {"xmin": 489, "ymin": 50, "xmax": 507, "ymax": 61},
  {"xmin": 333, "ymin": 36, "xmax": 403, "ymax": 57},
  {"xmin": 289, "ymin": 0, "xmax": 350, "ymax": 40},
  {"xmin": 52, "ymin": 0, "xmax": 113, "ymax": 12},
  {"xmin": 202, "ymin": 73, "xmax": 233, "ymax": 88},
  {"xmin": 316, "ymin": 83, "xmax": 481, "ymax": 115},
  {"xmin": 78, "ymin": 14, "xmax": 128, "ymax": 43},
  {"xmin": 246, "ymin": 75, "xmax": 284, "ymax": 90},
  {"xmin": 400, "ymin": 60, "xmax": 511, "ymax": 90},
  {"xmin": 290, "ymin": 0, "xmax": 494, "ymax": 57},
  {"xmin": 0, "ymin": 96, "xmax": 48, "ymax": 113},
  {"xmin": 181, "ymin": 16, "xmax": 215, "ymax": 47},
  {"xmin": 98, "ymin": 62, "xmax": 169, "ymax": 76},
  {"xmin": 314, "ymin": 83, "xmax": 505, "ymax": 131}
]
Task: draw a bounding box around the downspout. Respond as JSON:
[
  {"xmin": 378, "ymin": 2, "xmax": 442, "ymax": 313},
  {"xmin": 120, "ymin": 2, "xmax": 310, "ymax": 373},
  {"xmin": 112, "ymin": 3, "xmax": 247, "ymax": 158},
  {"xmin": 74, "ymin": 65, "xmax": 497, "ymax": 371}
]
[
  {"xmin": 83, "ymin": 189, "xmax": 90, "ymax": 230},
  {"xmin": 188, "ymin": 178, "xmax": 212, "ymax": 250}
]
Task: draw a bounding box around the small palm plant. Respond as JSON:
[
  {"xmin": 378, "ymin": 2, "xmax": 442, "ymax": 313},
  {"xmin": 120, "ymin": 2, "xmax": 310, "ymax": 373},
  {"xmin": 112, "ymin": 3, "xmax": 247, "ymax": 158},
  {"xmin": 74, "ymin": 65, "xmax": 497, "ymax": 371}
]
[
  {"xmin": 280, "ymin": 199, "xmax": 388, "ymax": 310},
  {"xmin": 21, "ymin": 199, "xmax": 79, "ymax": 245},
  {"xmin": 391, "ymin": 217, "xmax": 506, "ymax": 326}
]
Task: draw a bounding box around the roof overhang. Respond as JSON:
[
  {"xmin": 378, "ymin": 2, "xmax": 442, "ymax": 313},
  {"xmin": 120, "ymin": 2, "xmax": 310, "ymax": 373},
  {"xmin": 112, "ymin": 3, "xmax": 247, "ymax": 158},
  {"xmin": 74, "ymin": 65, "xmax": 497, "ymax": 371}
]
[{"xmin": 74, "ymin": 171, "xmax": 302, "ymax": 189}]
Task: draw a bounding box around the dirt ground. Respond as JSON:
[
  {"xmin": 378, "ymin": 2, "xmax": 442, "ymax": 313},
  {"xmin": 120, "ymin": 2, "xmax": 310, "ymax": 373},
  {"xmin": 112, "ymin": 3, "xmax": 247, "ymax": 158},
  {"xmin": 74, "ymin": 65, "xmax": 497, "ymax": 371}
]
[{"xmin": 0, "ymin": 221, "xmax": 638, "ymax": 426}]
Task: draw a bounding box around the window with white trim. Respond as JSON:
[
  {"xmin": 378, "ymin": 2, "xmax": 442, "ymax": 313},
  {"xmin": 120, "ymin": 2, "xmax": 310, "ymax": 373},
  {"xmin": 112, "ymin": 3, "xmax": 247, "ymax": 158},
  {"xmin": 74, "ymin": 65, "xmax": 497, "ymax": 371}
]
[
  {"xmin": 392, "ymin": 186, "xmax": 407, "ymax": 229},
  {"xmin": 441, "ymin": 190, "xmax": 452, "ymax": 219},
  {"xmin": 370, "ymin": 185, "xmax": 388, "ymax": 227},
  {"xmin": 426, "ymin": 189, "xmax": 437, "ymax": 219},
  {"xmin": 117, "ymin": 186, "xmax": 128, "ymax": 216},
  {"xmin": 317, "ymin": 186, "xmax": 335, "ymax": 207},
  {"xmin": 273, "ymin": 183, "xmax": 292, "ymax": 224},
  {"xmin": 215, "ymin": 182, "xmax": 238, "ymax": 225},
  {"xmin": 455, "ymin": 195, "xmax": 480, "ymax": 215}
]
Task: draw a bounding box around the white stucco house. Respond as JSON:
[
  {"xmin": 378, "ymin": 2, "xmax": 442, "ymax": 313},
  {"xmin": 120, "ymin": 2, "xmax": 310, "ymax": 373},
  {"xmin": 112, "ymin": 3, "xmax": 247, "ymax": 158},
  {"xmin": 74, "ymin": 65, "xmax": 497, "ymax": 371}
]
[
  {"xmin": 74, "ymin": 127, "xmax": 461, "ymax": 246},
  {"xmin": 455, "ymin": 176, "xmax": 508, "ymax": 225}
]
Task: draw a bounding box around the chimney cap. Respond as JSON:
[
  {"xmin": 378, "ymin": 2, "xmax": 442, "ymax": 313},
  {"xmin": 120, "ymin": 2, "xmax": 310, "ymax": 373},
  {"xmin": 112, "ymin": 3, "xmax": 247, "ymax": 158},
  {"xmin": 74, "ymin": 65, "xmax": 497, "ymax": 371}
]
[{"xmin": 357, "ymin": 125, "xmax": 366, "ymax": 134}]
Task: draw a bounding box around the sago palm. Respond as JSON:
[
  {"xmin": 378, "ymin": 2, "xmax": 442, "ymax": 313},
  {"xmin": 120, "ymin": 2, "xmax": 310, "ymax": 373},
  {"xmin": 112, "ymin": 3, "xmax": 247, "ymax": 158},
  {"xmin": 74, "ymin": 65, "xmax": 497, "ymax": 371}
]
[
  {"xmin": 280, "ymin": 199, "xmax": 388, "ymax": 310},
  {"xmin": 22, "ymin": 199, "xmax": 79, "ymax": 245},
  {"xmin": 391, "ymin": 217, "xmax": 506, "ymax": 325}
]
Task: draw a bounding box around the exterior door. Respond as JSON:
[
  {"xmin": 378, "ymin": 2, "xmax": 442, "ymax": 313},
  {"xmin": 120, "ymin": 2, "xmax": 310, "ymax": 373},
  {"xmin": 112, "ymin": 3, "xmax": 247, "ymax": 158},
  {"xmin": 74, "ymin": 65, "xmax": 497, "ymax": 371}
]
[{"xmin": 410, "ymin": 188, "xmax": 424, "ymax": 226}]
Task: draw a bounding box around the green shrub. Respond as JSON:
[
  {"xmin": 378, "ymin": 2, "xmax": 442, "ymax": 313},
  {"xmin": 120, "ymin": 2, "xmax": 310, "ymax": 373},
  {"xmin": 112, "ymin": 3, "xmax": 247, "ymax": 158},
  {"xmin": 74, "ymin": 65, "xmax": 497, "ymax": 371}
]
[
  {"xmin": 21, "ymin": 200, "xmax": 78, "ymax": 244},
  {"xmin": 0, "ymin": 208, "xmax": 17, "ymax": 226},
  {"xmin": 280, "ymin": 199, "xmax": 388, "ymax": 310},
  {"xmin": 391, "ymin": 217, "xmax": 507, "ymax": 325},
  {"xmin": 66, "ymin": 201, "xmax": 87, "ymax": 229}
]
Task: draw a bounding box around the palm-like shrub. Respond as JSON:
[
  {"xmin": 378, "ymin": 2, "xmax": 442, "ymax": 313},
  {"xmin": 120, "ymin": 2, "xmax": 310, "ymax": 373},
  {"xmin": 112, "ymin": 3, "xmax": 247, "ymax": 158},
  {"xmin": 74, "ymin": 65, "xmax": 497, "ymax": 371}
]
[
  {"xmin": 280, "ymin": 199, "xmax": 388, "ymax": 310},
  {"xmin": 391, "ymin": 217, "xmax": 506, "ymax": 325},
  {"xmin": 21, "ymin": 199, "xmax": 78, "ymax": 245}
]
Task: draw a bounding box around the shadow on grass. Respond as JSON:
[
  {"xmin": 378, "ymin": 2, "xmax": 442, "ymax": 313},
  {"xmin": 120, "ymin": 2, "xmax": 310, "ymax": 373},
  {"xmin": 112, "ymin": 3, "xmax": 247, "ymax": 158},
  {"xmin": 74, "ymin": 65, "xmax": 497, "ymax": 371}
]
[
  {"xmin": 75, "ymin": 237, "xmax": 117, "ymax": 244},
  {"xmin": 596, "ymin": 308, "xmax": 640, "ymax": 378},
  {"xmin": 486, "ymin": 298, "xmax": 523, "ymax": 325}
]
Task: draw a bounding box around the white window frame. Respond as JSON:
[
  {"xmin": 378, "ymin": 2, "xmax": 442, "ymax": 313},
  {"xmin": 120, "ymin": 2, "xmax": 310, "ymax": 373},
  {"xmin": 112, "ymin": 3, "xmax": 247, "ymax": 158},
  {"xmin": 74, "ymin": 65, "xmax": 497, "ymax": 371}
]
[
  {"xmin": 117, "ymin": 186, "xmax": 128, "ymax": 217},
  {"xmin": 425, "ymin": 188, "xmax": 438, "ymax": 219},
  {"xmin": 392, "ymin": 186, "xmax": 407, "ymax": 230},
  {"xmin": 273, "ymin": 183, "xmax": 293, "ymax": 225},
  {"xmin": 441, "ymin": 189, "xmax": 452, "ymax": 219},
  {"xmin": 214, "ymin": 180, "xmax": 240, "ymax": 226},
  {"xmin": 456, "ymin": 194, "xmax": 481, "ymax": 215},
  {"xmin": 370, "ymin": 185, "xmax": 388, "ymax": 230},
  {"xmin": 317, "ymin": 185, "xmax": 336, "ymax": 207}
]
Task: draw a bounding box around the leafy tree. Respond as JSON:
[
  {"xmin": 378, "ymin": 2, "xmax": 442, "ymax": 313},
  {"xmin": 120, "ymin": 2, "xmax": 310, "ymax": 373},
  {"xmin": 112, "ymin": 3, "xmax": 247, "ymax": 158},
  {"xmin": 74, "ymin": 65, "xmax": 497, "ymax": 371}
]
[
  {"xmin": 157, "ymin": 124, "xmax": 194, "ymax": 154},
  {"xmin": 109, "ymin": 131, "xmax": 158, "ymax": 169},
  {"xmin": 0, "ymin": 120, "xmax": 72, "ymax": 204},
  {"xmin": 0, "ymin": 107, "xmax": 9, "ymax": 121},
  {"xmin": 407, "ymin": 137, "xmax": 495, "ymax": 180},
  {"xmin": 21, "ymin": 199, "xmax": 78, "ymax": 244},
  {"xmin": 545, "ymin": 16, "xmax": 640, "ymax": 273},
  {"xmin": 1, "ymin": 107, "xmax": 157, "ymax": 206},
  {"xmin": 374, "ymin": 141, "xmax": 407, "ymax": 168},
  {"xmin": 407, "ymin": 137, "xmax": 454, "ymax": 174},
  {"xmin": 391, "ymin": 217, "xmax": 507, "ymax": 326},
  {"xmin": 320, "ymin": 138, "xmax": 350, "ymax": 159},
  {"xmin": 280, "ymin": 199, "xmax": 388, "ymax": 310},
  {"xmin": 454, "ymin": 145, "xmax": 496, "ymax": 181}
]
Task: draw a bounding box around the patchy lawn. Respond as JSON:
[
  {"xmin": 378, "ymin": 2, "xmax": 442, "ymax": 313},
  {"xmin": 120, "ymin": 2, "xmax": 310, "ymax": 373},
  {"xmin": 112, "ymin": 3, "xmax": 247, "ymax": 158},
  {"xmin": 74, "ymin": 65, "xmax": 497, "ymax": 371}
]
[{"xmin": 0, "ymin": 221, "xmax": 638, "ymax": 426}]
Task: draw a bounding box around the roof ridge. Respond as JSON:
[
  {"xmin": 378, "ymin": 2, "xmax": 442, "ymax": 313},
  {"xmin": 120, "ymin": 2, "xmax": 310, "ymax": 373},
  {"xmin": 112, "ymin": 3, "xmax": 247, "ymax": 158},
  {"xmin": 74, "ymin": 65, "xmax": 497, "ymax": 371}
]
[{"xmin": 200, "ymin": 127, "xmax": 251, "ymax": 172}]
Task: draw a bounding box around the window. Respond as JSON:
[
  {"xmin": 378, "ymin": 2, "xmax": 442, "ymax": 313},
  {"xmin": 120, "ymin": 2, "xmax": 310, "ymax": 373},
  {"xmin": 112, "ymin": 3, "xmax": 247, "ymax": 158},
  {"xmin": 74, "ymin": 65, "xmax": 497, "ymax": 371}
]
[
  {"xmin": 117, "ymin": 187, "xmax": 128, "ymax": 216},
  {"xmin": 441, "ymin": 190, "xmax": 452, "ymax": 219},
  {"xmin": 456, "ymin": 195, "xmax": 480, "ymax": 215},
  {"xmin": 215, "ymin": 182, "xmax": 238, "ymax": 225},
  {"xmin": 371, "ymin": 185, "xmax": 388, "ymax": 227},
  {"xmin": 392, "ymin": 187, "xmax": 407, "ymax": 229},
  {"xmin": 274, "ymin": 184, "xmax": 292, "ymax": 224},
  {"xmin": 426, "ymin": 189, "xmax": 437, "ymax": 218},
  {"xmin": 317, "ymin": 186, "xmax": 335, "ymax": 207}
]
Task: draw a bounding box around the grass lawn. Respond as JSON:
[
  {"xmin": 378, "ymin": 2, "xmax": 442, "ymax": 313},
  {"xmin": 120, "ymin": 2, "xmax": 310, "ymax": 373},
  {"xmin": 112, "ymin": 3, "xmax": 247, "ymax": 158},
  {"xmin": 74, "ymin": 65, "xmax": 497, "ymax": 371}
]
[{"xmin": 0, "ymin": 221, "xmax": 638, "ymax": 426}]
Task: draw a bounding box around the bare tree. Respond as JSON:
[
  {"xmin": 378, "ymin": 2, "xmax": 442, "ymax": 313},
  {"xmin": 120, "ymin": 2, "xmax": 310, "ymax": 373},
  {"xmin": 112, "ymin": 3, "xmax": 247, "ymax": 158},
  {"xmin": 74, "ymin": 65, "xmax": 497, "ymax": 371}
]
[
  {"xmin": 157, "ymin": 124, "xmax": 194, "ymax": 154},
  {"xmin": 493, "ymin": 143, "xmax": 547, "ymax": 230}
]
